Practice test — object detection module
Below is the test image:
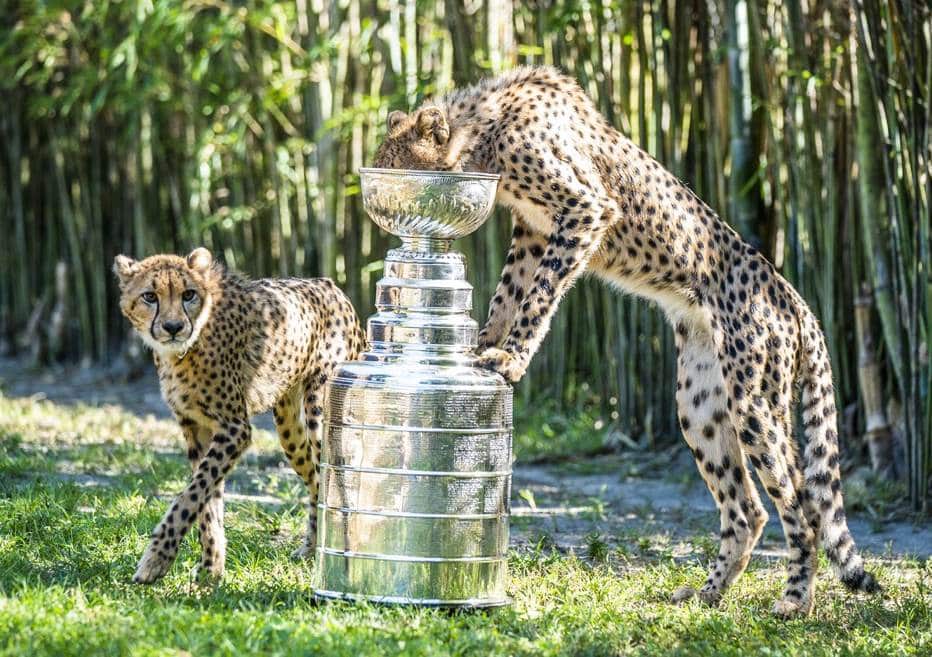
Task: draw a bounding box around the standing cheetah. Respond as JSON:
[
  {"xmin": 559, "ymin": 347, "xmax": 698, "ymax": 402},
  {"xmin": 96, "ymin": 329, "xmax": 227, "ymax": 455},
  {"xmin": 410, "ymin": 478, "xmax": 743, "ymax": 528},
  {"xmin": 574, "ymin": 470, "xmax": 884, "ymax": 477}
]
[
  {"xmin": 114, "ymin": 248, "xmax": 365, "ymax": 583},
  {"xmin": 373, "ymin": 66, "xmax": 880, "ymax": 616}
]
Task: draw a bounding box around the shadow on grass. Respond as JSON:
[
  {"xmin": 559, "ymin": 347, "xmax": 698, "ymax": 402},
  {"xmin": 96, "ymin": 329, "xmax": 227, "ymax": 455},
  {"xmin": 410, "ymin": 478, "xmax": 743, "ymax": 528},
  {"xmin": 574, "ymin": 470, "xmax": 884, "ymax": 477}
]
[
  {"xmin": 0, "ymin": 474, "xmax": 311, "ymax": 603},
  {"xmin": 2, "ymin": 390, "xmax": 929, "ymax": 657}
]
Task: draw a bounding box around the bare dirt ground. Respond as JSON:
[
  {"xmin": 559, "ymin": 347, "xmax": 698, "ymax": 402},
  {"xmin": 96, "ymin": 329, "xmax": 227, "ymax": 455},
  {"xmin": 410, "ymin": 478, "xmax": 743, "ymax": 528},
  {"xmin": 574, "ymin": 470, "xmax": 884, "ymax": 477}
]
[{"xmin": 2, "ymin": 357, "xmax": 929, "ymax": 563}]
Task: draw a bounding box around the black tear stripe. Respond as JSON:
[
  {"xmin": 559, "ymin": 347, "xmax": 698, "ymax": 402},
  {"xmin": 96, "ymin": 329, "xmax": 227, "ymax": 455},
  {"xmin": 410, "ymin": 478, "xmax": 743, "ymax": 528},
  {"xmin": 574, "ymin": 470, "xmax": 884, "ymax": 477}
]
[{"xmin": 149, "ymin": 301, "xmax": 161, "ymax": 341}]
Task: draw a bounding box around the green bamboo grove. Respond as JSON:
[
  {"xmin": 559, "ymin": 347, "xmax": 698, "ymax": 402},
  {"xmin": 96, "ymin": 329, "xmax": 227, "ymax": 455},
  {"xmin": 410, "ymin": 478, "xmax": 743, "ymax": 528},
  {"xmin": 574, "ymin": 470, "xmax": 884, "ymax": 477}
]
[{"xmin": 0, "ymin": 1, "xmax": 928, "ymax": 508}]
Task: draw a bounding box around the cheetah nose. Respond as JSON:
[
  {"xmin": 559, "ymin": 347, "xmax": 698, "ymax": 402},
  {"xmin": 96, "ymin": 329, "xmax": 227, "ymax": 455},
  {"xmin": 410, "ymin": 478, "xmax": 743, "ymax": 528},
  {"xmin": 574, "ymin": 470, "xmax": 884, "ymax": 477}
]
[{"xmin": 162, "ymin": 320, "xmax": 184, "ymax": 337}]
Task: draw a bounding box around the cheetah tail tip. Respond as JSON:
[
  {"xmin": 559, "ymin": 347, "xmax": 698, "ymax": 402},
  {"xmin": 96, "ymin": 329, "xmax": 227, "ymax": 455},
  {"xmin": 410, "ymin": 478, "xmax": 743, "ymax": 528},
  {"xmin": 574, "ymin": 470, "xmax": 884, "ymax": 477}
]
[{"xmin": 842, "ymin": 568, "xmax": 882, "ymax": 594}]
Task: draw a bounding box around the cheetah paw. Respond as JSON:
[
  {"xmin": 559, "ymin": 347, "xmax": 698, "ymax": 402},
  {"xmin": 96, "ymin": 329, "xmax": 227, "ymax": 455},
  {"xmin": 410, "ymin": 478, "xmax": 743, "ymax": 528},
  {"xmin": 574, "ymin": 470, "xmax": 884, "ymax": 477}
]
[
  {"xmin": 132, "ymin": 548, "xmax": 173, "ymax": 584},
  {"xmin": 771, "ymin": 598, "xmax": 812, "ymax": 619},
  {"xmin": 671, "ymin": 586, "xmax": 697, "ymax": 604},
  {"xmin": 191, "ymin": 564, "xmax": 223, "ymax": 588},
  {"xmin": 698, "ymin": 583, "xmax": 723, "ymax": 606},
  {"xmin": 291, "ymin": 542, "xmax": 315, "ymax": 561},
  {"xmin": 192, "ymin": 559, "xmax": 225, "ymax": 585},
  {"xmin": 671, "ymin": 585, "xmax": 722, "ymax": 607},
  {"xmin": 476, "ymin": 333, "xmax": 499, "ymax": 353},
  {"xmin": 475, "ymin": 348, "xmax": 525, "ymax": 383}
]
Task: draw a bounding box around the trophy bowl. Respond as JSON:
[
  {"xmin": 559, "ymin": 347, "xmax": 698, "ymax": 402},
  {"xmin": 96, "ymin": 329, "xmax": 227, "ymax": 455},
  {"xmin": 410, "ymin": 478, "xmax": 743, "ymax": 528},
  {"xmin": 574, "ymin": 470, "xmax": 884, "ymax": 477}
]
[{"xmin": 359, "ymin": 167, "xmax": 500, "ymax": 242}]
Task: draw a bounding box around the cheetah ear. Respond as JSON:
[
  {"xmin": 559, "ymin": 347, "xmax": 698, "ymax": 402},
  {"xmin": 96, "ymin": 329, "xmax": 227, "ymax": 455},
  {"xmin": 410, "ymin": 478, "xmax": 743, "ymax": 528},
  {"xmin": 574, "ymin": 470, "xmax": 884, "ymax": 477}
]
[
  {"xmin": 112, "ymin": 255, "xmax": 139, "ymax": 284},
  {"xmin": 416, "ymin": 107, "xmax": 449, "ymax": 145},
  {"xmin": 387, "ymin": 110, "xmax": 407, "ymax": 133},
  {"xmin": 187, "ymin": 247, "xmax": 212, "ymax": 273}
]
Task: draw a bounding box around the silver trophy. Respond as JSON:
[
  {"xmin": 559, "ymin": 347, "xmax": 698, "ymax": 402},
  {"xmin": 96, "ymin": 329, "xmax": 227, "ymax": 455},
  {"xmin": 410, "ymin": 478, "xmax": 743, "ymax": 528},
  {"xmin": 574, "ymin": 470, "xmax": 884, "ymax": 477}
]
[{"xmin": 313, "ymin": 168, "xmax": 513, "ymax": 607}]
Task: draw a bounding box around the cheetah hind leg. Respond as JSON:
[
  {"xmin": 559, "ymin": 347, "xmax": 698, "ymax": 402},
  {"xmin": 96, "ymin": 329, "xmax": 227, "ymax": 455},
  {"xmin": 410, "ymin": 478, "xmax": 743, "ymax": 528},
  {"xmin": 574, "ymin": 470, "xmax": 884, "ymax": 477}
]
[
  {"xmin": 296, "ymin": 379, "xmax": 328, "ymax": 560},
  {"xmin": 740, "ymin": 408, "xmax": 819, "ymax": 618},
  {"xmin": 273, "ymin": 387, "xmax": 318, "ymax": 560},
  {"xmin": 669, "ymin": 329, "xmax": 768, "ymax": 607}
]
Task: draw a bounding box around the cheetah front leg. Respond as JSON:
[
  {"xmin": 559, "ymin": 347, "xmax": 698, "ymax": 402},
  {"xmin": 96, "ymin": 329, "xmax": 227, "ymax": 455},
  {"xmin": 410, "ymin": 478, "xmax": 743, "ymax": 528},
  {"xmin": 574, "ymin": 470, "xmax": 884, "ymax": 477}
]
[
  {"xmin": 133, "ymin": 416, "xmax": 251, "ymax": 584},
  {"xmin": 180, "ymin": 418, "xmax": 226, "ymax": 582},
  {"xmin": 477, "ymin": 196, "xmax": 609, "ymax": 382},
  {"xmin": 477, "ymin": 216, "xmax": 548, "ymax": 351}
]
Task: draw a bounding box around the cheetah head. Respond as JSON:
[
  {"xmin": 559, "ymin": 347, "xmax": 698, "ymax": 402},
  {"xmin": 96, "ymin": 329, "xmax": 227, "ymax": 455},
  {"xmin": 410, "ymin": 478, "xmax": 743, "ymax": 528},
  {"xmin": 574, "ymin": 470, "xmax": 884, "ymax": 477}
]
[
  {"xmin": 372, "ymin": 106, "xmax": 464, "ymax": 171},
  {"xmin": 113, "ymin": 247, "xmax": 219, "ymax": 357}
]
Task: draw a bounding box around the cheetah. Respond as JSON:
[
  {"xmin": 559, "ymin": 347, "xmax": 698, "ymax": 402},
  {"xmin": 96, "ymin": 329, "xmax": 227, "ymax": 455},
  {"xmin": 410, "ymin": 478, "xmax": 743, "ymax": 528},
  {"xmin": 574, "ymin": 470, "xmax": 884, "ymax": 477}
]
[
  {"xmin": 373, "ymin": 66, "xmax": 880, "ymax": 617},
  {"xmin": 113, "ymin": 248, "xmax": 365, "ymax": 583}
]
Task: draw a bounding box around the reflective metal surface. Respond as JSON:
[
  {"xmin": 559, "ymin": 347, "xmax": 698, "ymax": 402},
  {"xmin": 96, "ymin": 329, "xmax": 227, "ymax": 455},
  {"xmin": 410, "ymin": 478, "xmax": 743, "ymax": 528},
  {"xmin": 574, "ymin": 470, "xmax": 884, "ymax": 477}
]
[
  {"xmin": 358, "ymin": 167, "xmax": 500, "ymax": 246},
  {"xmin": 314, "ymin": 168, "xmax": 513, "ymax": 607}
]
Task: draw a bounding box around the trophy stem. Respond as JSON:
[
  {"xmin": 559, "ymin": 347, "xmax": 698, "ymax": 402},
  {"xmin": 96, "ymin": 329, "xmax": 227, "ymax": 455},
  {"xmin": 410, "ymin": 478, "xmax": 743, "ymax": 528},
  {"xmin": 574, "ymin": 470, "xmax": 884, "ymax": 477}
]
[{"xmin": 399, "ymin": 235, "xmax": 454, "ymax": 253}]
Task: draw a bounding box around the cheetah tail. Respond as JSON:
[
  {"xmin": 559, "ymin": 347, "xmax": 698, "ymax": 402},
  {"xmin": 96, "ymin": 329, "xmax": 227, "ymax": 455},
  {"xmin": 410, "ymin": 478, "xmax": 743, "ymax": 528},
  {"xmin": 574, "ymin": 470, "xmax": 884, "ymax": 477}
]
[{"xmin": 798, "ymin": 311, "xmax": 881, "ymax": 594}]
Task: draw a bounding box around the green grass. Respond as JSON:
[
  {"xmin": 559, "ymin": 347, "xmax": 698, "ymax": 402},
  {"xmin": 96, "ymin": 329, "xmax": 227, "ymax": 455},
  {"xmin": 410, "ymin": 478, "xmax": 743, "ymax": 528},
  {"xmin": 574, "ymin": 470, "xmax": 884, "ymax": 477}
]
[
  {"xmin": 512, "ymin": 396, "xmax": 609, "ymax": 461},
  {"xmin": 1, "ymin": 393, "xmax": 930, "ymax": 656}
]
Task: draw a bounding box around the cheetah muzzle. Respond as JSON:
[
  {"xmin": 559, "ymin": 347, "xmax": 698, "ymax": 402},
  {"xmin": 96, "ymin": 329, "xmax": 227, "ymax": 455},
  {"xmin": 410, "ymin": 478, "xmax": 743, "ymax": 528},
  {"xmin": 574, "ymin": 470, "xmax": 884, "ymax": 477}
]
[
  {"xmin": 373, "ymin": 66, "xmax": 881, "ymax": 617},
  {"xmin": 114, "ymin": 248, "xmax": 365, "ymax": 584}
]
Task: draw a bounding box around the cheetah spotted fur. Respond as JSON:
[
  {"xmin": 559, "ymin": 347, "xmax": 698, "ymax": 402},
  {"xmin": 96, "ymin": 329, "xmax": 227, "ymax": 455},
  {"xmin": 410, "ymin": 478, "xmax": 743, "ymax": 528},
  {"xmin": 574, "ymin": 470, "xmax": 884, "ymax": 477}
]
[
  {"xmin": 374, "ymin": 66, "xmax": 880, "ymax": 617},
  {"xmin": 114, "ymin": 248, "xmax": 365, "ymax": 583}
]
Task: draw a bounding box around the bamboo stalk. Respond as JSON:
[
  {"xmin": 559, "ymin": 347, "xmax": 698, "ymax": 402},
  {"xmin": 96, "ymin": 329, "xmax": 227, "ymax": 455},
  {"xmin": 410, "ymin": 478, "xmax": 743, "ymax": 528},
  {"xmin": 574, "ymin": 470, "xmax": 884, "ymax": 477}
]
[
  {"xmin": 5, "ymin": 91, "xmax": 30, "ymax": 332},
  {"xmin": 0, "ymin": 0, "xmax": 926, "ymax": 490},
  {"xmin": 854, "ymin": 12, "xmax": 906, "ymax": 398},
  {"xmin": 50, "ymin": 130, "xmax": 94, "ymax": 361},
  {"xmin": 726, "ymin": 0, "xmax": 762, "ymax": 240},
  {"xmin": 854, "ymin": 287, "xmax": 896, "ymax": 478}
]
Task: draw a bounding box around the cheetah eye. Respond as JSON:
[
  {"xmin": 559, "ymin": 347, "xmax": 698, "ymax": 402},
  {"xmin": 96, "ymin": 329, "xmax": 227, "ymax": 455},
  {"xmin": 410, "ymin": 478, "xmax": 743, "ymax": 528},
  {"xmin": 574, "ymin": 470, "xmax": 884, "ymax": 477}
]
[
  {"xmin": 182, "ymin": 289, "xmax": 197, "ymax": 302},
  {"xmin": 141, "ymin": 291, "xmax": 158, "ymax": 304}
]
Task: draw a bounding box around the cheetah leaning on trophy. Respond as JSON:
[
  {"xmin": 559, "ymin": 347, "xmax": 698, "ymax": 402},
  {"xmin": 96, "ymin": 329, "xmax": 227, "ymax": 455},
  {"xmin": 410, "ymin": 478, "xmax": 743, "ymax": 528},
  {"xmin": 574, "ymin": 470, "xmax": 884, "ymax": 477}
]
[
  {"xmin": 372, "ymin": 66, "xmax": 880, "ymax": 617},
  {"xmin": 114, "ymin": 248, "xmax": 365, "ymax": 583}
]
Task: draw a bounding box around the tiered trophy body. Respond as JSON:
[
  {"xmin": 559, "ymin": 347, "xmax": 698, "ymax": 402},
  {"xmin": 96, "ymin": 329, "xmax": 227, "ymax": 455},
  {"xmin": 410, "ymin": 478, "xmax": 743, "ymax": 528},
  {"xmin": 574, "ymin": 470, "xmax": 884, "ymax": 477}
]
[{"xmin": 312, "ymin": 168, "xmax": 512, "ymax": 607}]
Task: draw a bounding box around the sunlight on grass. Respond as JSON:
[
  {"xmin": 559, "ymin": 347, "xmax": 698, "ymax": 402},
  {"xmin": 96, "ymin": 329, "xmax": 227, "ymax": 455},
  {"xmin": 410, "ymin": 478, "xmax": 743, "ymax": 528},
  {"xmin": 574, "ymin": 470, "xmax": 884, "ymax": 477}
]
[
  {"xmin": 0, "ymin": 393, "xmax": 282, "ymax": 457},
  {"xmin": 1, "ymin": 392, "xmax": 930, "ymax": 656},
  {"xmin": 512, "ymin": 397, "xmax": 608, "ymax": 461}
]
